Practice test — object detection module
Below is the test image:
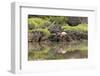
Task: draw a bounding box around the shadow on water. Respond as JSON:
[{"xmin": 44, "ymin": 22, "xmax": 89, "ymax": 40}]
[{"xmin": 28, "ymin": 40, "xmax": 88, "ymax": 61}]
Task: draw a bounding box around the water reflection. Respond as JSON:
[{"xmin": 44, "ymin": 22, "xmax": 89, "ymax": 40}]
[{"xmin": 28, "ymin": 40, "xmax": 88, "ymax": 60}]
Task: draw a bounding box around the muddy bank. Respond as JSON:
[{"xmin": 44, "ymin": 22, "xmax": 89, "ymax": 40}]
[
  {"xmin": 28, "ymin": 30, "xmax": 87, "ymax": 42},
  {"xmin": 49, "ymin": 31, "xmax": 87, "ymax": 42}
]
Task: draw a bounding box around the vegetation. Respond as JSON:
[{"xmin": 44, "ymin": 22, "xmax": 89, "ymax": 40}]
[
  {"xmin": 62, "ymin": 23, "xmax": 88, "ymax": 32},
  {"xmin": 28, "ymin": 15, "xmax": 88, "ymax": 42},
  {"xmin": 28, "ymin": 40, "xmax": 87, "ymax": 60},
  {"xmin": 28, "ymin": 18, "xmax": 51, "ymax": 29},
  {"xmin": 28, "ymin": 15, "xmax": 88, "ymax": 60}
]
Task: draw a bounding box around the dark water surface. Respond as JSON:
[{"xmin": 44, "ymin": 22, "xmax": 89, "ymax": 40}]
[{"xmin": 28, "ymin": 40, "xmax": 88, "ymax": 61}]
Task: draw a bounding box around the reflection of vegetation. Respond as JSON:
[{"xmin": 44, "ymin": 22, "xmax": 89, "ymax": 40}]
[
  {"xmin": 29, "ymin": 47, "xmax": 50, "ymax": 60},
  {"xmin": 28, "ymin": 41, "xmax": 88, "ymax": 60}
]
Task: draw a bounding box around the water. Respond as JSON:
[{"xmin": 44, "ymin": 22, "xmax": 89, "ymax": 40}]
[{"xmin": 28, "ymin": 40, "xmax": 88, "ymax": 61}]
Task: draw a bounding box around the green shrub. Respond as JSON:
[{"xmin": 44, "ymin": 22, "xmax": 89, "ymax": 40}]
[
  {"xmin": 77, "ymin": 23, "xmax": 88, "ymax": 32},
  {"xmin": 61, "ymin": 23, "xmax": 88, "ymax": 32},
  {"xmin": 28, "ymin": 18, "xmax": 50, "ymax": 29},
  {"xmin": 28, "ymin": 30, "xmax": 33, "ymax": 33},
  {"xmin": 49, "ymin": 16, "xmax": 68, "ymax": 24},
  {"xmin": 31, "ymin": 28, "xmax": 51, "ymax": 37}
]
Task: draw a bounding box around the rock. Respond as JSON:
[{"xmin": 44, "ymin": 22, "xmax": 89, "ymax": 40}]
[
  {"xmin": 67, "ymin": 17, "xmax": 88, "ymax": 26},
  {"xmin": 67, "ymin": 17, "xmax": 81, "ymax": 26}
]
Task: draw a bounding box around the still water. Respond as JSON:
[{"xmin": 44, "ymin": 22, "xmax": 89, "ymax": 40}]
[{"xmin": 28, "ymin": 40, "xmax": 88, "ymax": 61}]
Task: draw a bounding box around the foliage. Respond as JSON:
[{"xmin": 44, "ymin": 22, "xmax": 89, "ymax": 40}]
[
  {"xmin": 28, "ymin": 15, "xmax": 88, "ymax": 42},
  {"xmin": 28, "ymin": 18, "xmax": 50, "ymax": 29},
  {"xmin": 49, "ymin": 16, "xmax": 68, "ymax": 24},
  {"xmin": 28, "ymin": 15, "xmax": 88, "ymax": 60},
  {"xmin": 30, "ymin": 28, "xmax": 51, "ymax": 37},
  {"xmin": 61, "ymin": 23, "xmax": 88, "ymax": 32}
]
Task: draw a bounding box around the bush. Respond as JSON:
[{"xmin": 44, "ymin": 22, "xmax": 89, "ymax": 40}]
[
  {"xmin": 49, "ymin": 16, "xmax": 68, "ymax": 24},
  {"xmin": 61, "ymin": 23, "xmax": 88, "ymax": 32},
  {"xmin": 32, "ymin": 28, "xmax": 51, "ymax": 37},
  {"xmin": 28, "ymin": 18, "xmax": 51, "ymax": 29}
]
